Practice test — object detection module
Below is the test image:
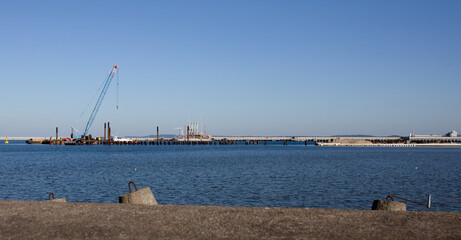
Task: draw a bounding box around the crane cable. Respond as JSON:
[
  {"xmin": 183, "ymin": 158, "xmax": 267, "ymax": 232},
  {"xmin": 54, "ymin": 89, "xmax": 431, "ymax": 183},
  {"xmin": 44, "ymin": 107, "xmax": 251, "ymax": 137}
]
[
  {"xmin": 73, "ymin": 73, "xmax": 108, "ymax": 127},
  {"xmin": 73, "ymin": 66, "xmax": 119, "ymax": 131}
]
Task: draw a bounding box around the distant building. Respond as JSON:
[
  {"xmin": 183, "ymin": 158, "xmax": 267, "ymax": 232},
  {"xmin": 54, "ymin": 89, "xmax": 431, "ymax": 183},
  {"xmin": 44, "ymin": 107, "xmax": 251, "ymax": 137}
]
[
  {"xmin": 409, "ymin": 130, "xmax": 458, "ymax": 140},
  {"xmin": 446, "ymin": 130, "xmax": 458, "ymax": 137}
]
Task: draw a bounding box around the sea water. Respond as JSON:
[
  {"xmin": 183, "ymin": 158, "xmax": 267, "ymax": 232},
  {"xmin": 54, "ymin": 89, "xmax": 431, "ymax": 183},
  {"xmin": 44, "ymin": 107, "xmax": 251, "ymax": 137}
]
[{"xmin": 0, "ymin": 140, "xmax": 460, "ymax": 211}]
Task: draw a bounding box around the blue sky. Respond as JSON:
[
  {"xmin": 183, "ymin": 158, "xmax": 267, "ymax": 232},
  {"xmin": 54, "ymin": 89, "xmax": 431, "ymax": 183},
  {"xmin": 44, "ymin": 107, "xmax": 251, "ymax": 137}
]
[{"xmin": 1, "ymin": 1, "xmax": 460, "ymax": 137}]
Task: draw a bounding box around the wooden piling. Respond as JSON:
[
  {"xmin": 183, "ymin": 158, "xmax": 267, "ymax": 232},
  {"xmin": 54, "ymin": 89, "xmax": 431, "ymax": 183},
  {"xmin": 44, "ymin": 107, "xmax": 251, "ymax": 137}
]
[
  {"xmin": 108, "ymin": 122, "xmax": 111, "ymax": 145},
  {"xmin": 104, "ymin": 123, "xmax": 107, "ymax": 144},
  {"xmin": 187, "ymin": 126, "xmax": 190, "ymax": 143}
]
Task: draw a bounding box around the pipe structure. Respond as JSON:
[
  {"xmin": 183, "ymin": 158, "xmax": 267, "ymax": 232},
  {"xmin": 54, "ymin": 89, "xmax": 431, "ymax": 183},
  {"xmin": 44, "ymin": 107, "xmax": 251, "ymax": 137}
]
[
  {"xmin": 108, "ymin": 122, "xmax": 111, "ymax": 145},
  {"xmin": 187, "ymin": 126, "xmax": 190, "ymax": 142},
  {"xmin": 104, "ymin": 123, "xmax": 107, "ymax": 143},
  {"xmin": 56, "ymin": 127, "xmax": 58, "ymax": 145},
  {"xmin": 157, "ymin": 126, "xmax": 159, "ymax": 143}
]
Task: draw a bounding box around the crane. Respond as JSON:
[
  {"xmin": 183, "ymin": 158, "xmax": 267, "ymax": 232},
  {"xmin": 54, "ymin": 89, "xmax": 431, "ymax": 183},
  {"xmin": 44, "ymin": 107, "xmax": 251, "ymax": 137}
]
[{"xmin": 82, "ymin": 65, "xmax": 119, "ymax": 137}]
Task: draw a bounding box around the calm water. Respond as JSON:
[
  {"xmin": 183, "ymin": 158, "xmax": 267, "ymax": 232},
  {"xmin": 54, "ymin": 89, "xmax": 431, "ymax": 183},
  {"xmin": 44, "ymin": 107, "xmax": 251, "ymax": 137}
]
[{"xmin": 0, "ymin": 141, "xmax": 460, "ymax": 212}]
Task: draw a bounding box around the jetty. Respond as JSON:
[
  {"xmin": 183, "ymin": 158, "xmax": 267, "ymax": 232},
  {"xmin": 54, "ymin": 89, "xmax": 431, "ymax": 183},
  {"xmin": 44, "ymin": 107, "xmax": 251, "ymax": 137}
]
[
  {"xmin": 4, "ymin": 129, "xmax": 461, "ymax": 146},
  {"xmin": 0, "ymin": 200, "xmax": 460, "ymax": 239}
]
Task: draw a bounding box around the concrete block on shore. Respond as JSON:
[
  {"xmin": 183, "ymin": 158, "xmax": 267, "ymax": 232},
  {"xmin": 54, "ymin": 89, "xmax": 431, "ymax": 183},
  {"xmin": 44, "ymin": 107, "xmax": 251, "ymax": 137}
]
[
  {"xmin": 45, "ymin": 193, "xmax": 66, "ymax": 203},
  {"xmin": 119, "ymin": 184, "xmax": 158, "ymax": 205},
  {"xmin": 372, "ymin": 200, "xmax": 406, "ymax": 211},
  {"xmin": 47, "ymin": 198, "xmax": 67, "ymax": 203}
]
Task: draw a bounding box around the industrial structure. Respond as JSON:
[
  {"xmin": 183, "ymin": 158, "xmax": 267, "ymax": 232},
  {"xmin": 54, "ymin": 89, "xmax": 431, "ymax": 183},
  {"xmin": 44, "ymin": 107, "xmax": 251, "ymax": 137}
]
[
  {"xmin": 182, "ymin": 122, "xmax": 209, "ymax": 141},
  {"xmin": 24, "ymin": 65, "xmax": 120, "ymax": 145},
  {"xmin": 68, "ymin": 65, "xmax": 119, "ymax": 143},
  {"xmin": 407, "ymin": 130, "xmax": 460, "ymax": 143},
  {"xmin": 19, "ymin": 64, "xmax": 461, "ymax": 147},
  {"xmin": 81, "ymin": 65, "xmax": 118, "ymax": 138}
]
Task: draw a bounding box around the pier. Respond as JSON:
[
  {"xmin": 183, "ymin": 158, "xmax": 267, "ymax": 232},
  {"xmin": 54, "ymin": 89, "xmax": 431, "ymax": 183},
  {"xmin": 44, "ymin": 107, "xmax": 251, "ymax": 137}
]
[{"xmin": 6, "ymin": 134, "xmax": 461, "ymax": 146}]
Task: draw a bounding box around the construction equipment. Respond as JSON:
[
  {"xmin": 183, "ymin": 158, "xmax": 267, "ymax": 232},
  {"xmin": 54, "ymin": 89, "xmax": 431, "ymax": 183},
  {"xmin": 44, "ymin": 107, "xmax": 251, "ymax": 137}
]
[{"xmin": 82, "ymin": 65, "xmax": 119, "ymax": 137}]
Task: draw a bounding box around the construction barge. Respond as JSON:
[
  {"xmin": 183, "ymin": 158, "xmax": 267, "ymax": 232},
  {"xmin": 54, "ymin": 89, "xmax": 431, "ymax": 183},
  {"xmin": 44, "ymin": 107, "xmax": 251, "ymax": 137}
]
[{"xmin": 28, "ymin": 121, "xmax": 218, "ymax": 145}]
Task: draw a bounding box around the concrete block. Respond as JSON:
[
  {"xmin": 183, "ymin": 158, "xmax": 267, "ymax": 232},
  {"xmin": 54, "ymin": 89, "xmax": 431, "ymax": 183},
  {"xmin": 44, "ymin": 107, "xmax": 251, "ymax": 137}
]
[
  {"xmin": 48, "ymin": 198, "xmax": 67, "ymax": 203},
  {"xmin": 119, "ymin": 182, "xmax": 158, "ymax": 205},
  {"xmin": 46, "ymin": 193, "xmax": 67, "ymax": 203},
  {"xmin": 372, "ymin": 200, "xmax": 406, "ymax": 211}
]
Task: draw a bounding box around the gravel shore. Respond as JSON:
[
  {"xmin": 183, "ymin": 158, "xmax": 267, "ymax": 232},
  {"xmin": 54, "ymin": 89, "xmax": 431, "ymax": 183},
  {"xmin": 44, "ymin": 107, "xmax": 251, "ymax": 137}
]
[{"xmin": 1, "ymin": 200, "xmax": 460, "ymax": 239}]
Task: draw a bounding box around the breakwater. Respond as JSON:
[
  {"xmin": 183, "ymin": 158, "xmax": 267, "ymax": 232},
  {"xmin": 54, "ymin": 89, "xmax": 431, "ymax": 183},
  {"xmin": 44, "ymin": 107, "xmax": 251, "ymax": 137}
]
[
  {"xmin": 1, "ymin": 200, "xmax": 460, "ymax": 239},
  {"xmin": 8, "ymin": 135, "xmax": 461, "ymax": 146}
]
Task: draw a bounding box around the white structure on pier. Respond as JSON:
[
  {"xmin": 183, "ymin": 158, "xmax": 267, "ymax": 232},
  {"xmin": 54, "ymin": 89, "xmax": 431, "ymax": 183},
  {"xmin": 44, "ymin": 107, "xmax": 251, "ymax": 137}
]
[
  {"xmin": 175, "ymin": 121, "xmax": 209, "ymax": 140},
  {"xmin": 447, "ymin": 130, "xmax": 458, "ymax": 137}
]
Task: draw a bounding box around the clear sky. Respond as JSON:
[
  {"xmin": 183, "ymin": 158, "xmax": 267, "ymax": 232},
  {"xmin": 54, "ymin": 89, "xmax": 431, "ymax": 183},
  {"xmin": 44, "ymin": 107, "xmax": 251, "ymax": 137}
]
[{"xmin": 1, "ymin": 0, "xmax": 460, "ymax": 137}]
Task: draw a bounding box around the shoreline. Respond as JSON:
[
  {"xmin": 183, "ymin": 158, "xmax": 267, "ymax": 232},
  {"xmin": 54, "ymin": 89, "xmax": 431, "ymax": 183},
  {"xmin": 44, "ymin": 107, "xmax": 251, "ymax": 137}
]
[{"xmin": 1, "ymin": 200, "xmax": 460, "ymax": 239}]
